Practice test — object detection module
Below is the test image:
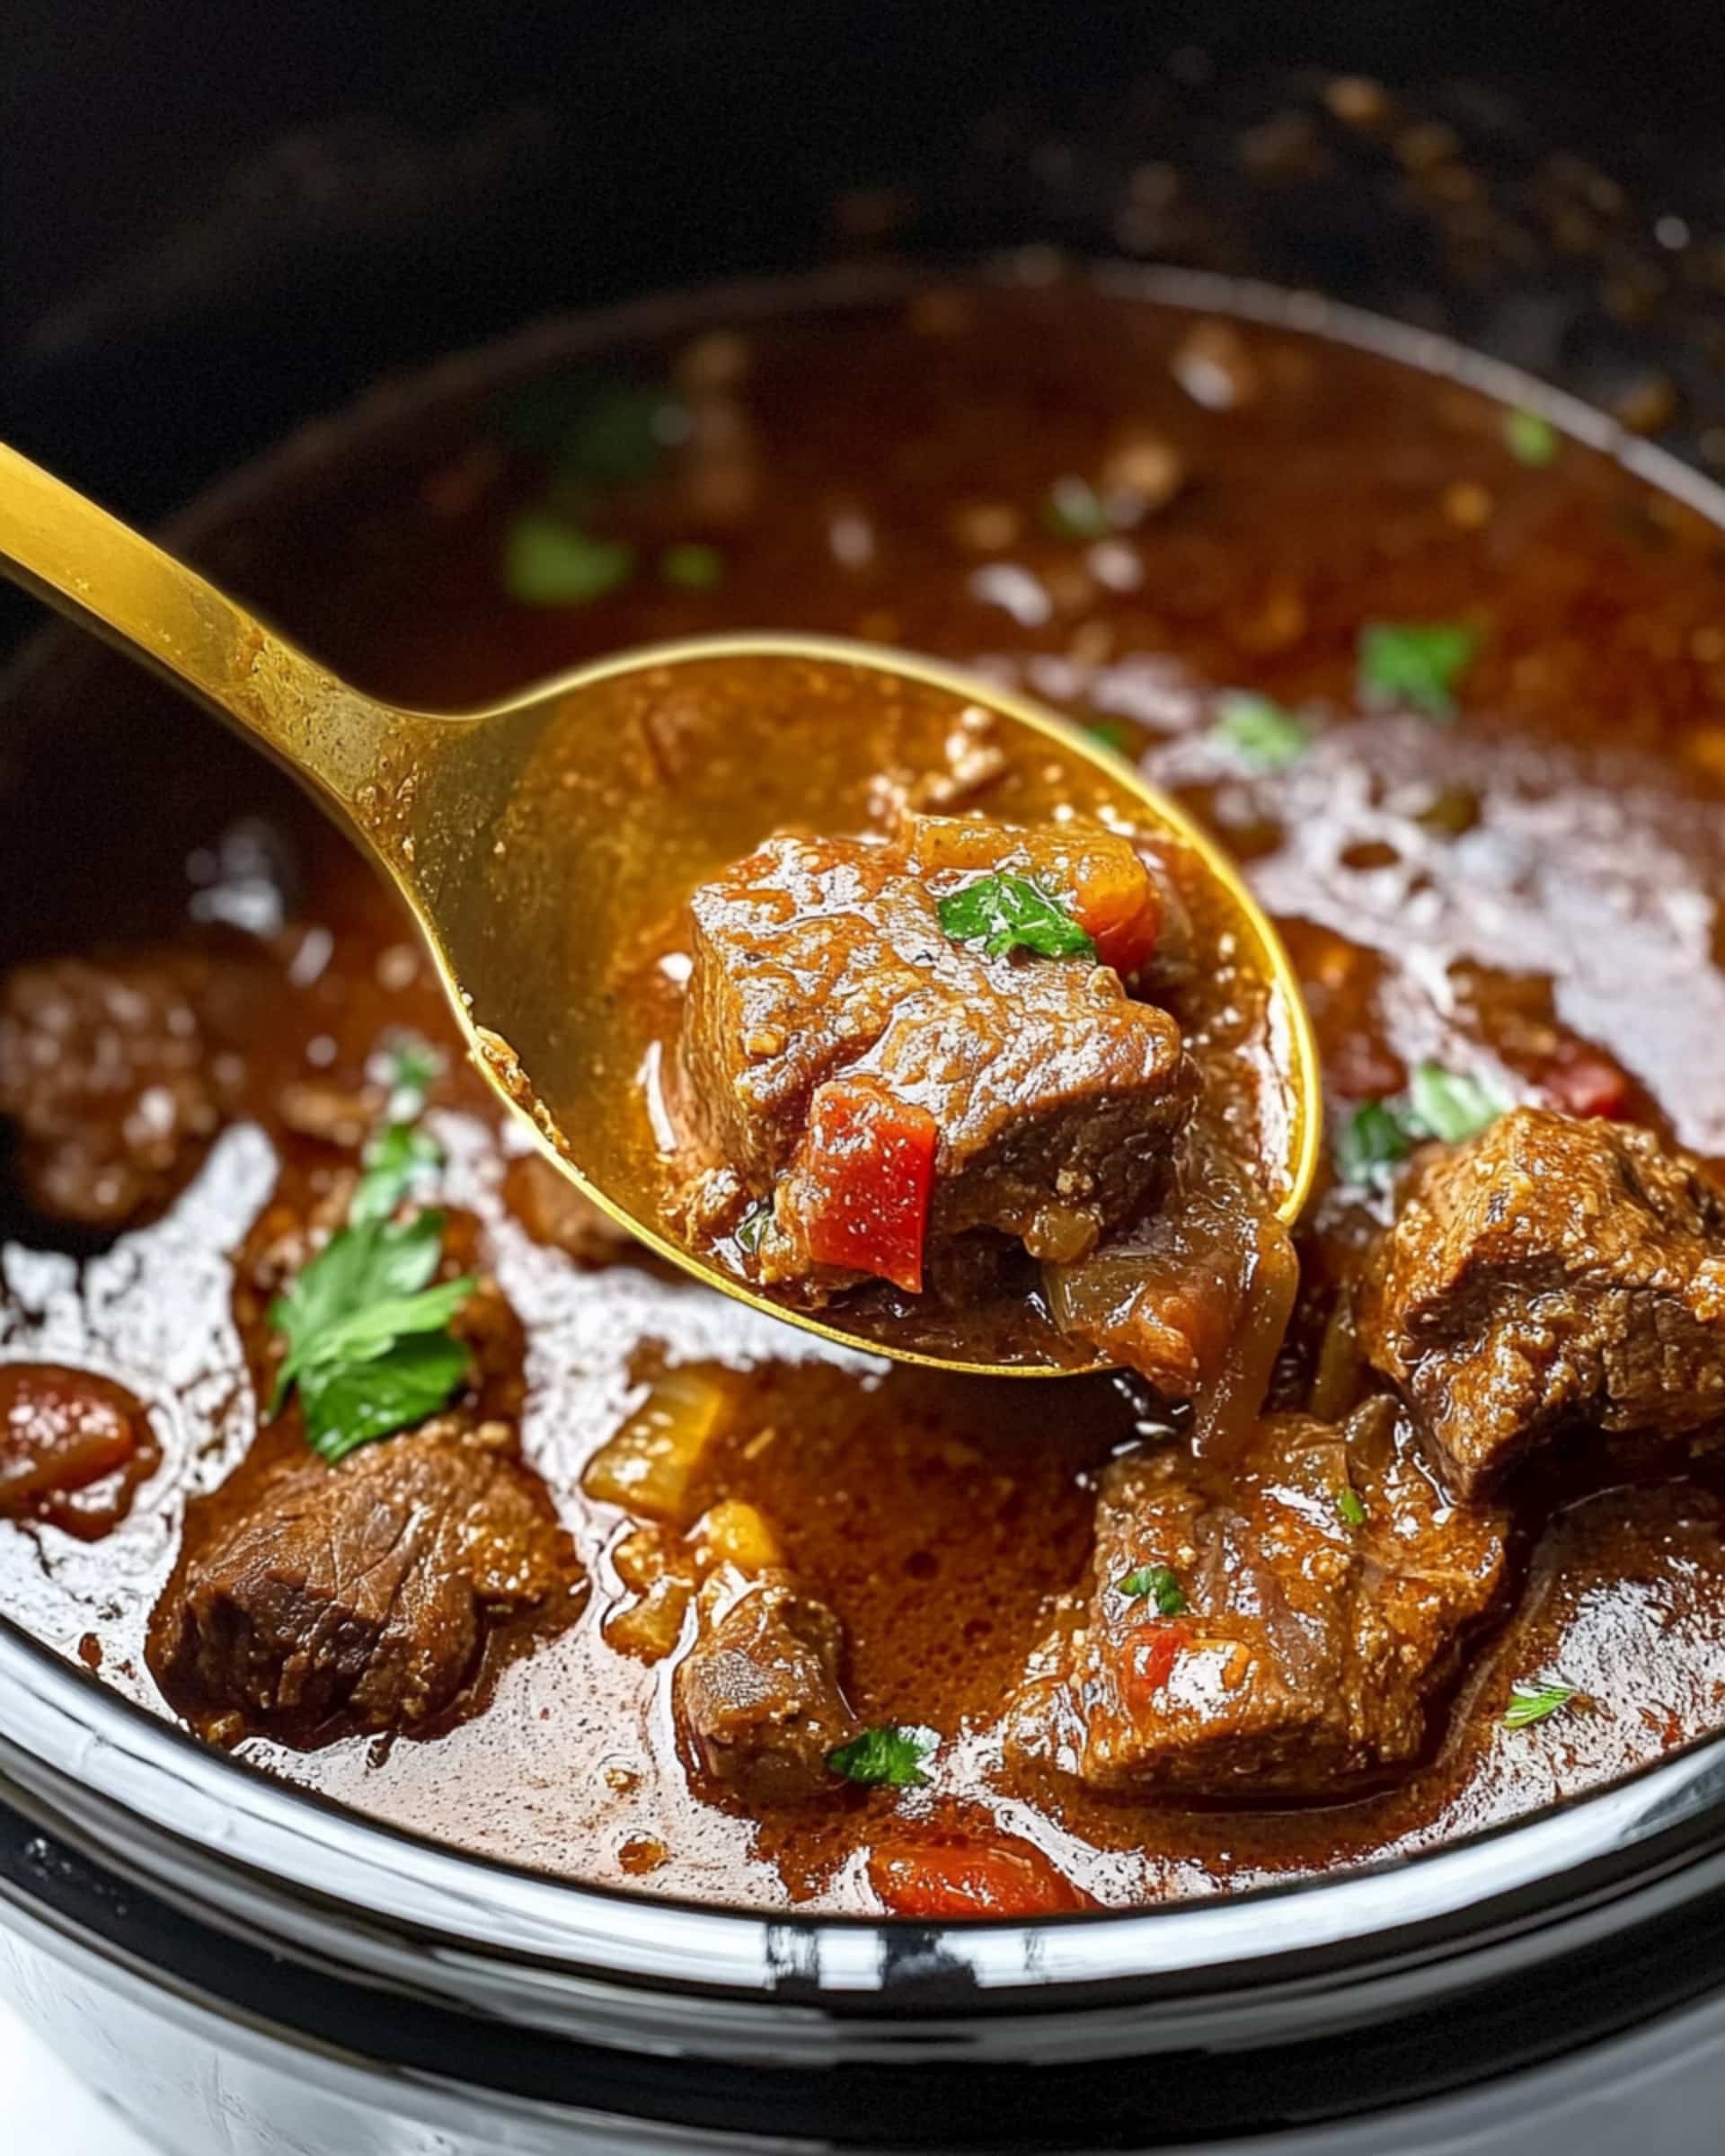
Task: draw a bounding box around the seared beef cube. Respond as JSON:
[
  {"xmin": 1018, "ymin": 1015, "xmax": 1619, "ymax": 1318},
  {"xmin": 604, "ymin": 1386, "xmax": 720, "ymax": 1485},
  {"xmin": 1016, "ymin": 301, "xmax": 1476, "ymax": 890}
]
[
  {"xmin": 675, "ymin": 1569, "xmax": 857, "ymax": 1802},
  {"xmin": 156, "ymin": 1432, "xmax": 573, "ymax": 1738},
  {"xmin": 0, "ymin": 957, "xmax": 230, "ymax": 1226},
  {"xmin": 1359, "ymin": 1109, "xmax": 1725, "ymax": 1496},
  {"xmin": 681, "ymin": 827, "xmax": 1188, "ymax": 1286},
  {"xmin": 1004, "ymin": 1405, "xmax": 1506, "ymax": 1797}
]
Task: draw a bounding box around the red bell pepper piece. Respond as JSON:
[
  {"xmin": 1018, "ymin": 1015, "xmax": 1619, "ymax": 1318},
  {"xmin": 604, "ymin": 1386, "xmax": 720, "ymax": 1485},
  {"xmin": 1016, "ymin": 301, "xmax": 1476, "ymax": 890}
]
[
  {"xmin": 868, "ymin": 1833, "xmax": 1093, "ymax": 1920},
  {"xmin": 798, "ymin": 1078, "xmax": 939, "ymax": 1294},
  {"xmin": 1545, "ymin": 1051, "xmax": 1632, "ymax": 1120},
  {"xmin": 1124, "ymin": 1617, "xmax": 1190, "ymax": 1703}
]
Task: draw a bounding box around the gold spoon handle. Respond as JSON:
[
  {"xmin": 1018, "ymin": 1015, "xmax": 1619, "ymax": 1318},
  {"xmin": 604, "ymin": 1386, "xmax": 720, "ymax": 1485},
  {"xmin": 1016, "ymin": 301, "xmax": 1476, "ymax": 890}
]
[{"xmin": 0, "ymin": 441, "xmax": 402, "ymax": 814}]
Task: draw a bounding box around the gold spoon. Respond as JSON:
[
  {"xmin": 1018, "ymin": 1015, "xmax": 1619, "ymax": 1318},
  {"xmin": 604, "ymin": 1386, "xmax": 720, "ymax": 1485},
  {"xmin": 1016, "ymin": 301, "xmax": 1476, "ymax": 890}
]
[{"xmin": 0, "ymin": 441, "xmax": 1320, "ymax": 1375}]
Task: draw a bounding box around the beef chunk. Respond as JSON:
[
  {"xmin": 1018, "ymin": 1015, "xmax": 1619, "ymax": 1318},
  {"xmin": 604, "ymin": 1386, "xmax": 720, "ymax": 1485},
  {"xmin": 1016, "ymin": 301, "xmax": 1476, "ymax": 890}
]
[
  {"xmin": 155, "ymin": 1431, "xmax": 574, "ymax": 1739},
  {"xmin": 679, "ymin": 823, "xmax": 1189, "ymax": 1286},
  {"xmin": 1004, "ymin": 1405, "xmax": 1507, "ymax": 1797},
  {"xmin": 0, "ymin": 957, "xmax": 229, "ymax": 1225},
  {"xmin": 1359, "ymin": 1109, "xmax": 1725, "ymax": 1497},
  {"xmin": 674, "ymin": 1569, "xmax": 857, "ymax": 1802}
]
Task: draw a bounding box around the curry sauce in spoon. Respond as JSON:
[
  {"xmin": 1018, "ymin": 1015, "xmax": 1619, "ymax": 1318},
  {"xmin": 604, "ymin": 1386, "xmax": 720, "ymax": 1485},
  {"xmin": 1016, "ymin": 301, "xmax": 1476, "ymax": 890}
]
[{"xmin": 0, "ymin": 447, "xmax": 1317, "ymax": 1381}]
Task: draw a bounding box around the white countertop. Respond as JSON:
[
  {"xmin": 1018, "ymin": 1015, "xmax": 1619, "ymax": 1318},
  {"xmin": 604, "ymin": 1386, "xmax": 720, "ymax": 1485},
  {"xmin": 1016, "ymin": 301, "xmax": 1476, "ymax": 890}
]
[{"xmin": 0, "ymin": 1993, "xmax": 153, "ymax": 2153}]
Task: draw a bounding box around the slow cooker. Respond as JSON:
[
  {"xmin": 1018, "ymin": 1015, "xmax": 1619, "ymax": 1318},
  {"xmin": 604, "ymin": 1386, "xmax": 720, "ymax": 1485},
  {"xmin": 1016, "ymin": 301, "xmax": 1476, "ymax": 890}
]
[{"xmin": 8, "ymin": 5, "xmax": 1725, "ymax": 2148}]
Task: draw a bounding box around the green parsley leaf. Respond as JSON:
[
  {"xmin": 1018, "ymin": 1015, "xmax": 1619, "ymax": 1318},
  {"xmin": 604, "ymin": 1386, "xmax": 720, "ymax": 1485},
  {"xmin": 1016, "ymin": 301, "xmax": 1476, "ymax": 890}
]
[
  {"xmin": 349, "ymin": 1122, "xmax": 444, "ymax": 1229},
  {"xmin": 1041, "ymin": 475, "xmax": 1110, "ymax": 541},
  {"xmin": 1083, "ymin": 718, "xmax": 1137, "ymax": 755},
  {"xmin": 735, "ymin": 1201, "xmax": 771, "ymax": 1255},
  {"xmin": 559, "ymin": 383, "xmax": 681, "ymax": 484},
  {"xmin": 1336, "ymin": 1065, "xmax": 1508, "ymax": 1188},
  {"xmin": 382, "ymin": 1034, "xmax": 441, "ymax": 1110},
  {"xmin": 503, "ymin": 514, "xmax": 635, "ymax": 607},
  {"xmin": 1214, "ymin": 691, "xmax": 1312, "ymax": 772},
  {"xmin": 937, "ymin": 873, "xmax": 1097, "ymax": 962},
  {"xmin": 827, "ymin": 1724, "xmax": 939, "ymax": 1789},
  {"xmin": 1116, "ymin": 1563, "xmax": 1187, "ymax": 1615},
  {"xmin": 659, "ymin": 541, "xmax": 725, "ymax": 591},
  {"xmin": 270, "ymin": 1211, "xmax": 471, "ymax": 1411},
  {"xmin": 1358, "ymin": 621, "xmax": 1479, "ymax": 720},
  {"xmin": 301, "ymin": 1332, "xmax": 473, "ymax": 1464},
  {"xmin": 1504, "ymin": 409, "xmax": 1560, "ymax": 467},
  {"xmin": 1408, "ymin": 1062, "xmax": 1506, "ymax": 1144},
  {"xmin": 1503, "ymin": 1678, "xmax": 1578, "ymax": 1729},
  {"xmin": 1335, "ymin": 1100, "xmax": 1415, "ymax": 1189},
  {"xmin": 1335, "ymin": 1486, "xmax": 1367, "ymax": 1528}
]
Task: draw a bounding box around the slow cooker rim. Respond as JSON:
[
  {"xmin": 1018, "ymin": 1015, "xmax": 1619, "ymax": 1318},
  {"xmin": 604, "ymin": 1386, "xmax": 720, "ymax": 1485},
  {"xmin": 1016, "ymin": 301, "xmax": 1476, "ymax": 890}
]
[
  {"xmin": 4, "ymin": 255, "xmax": 1725, "ymax": 2026},
  {"xmin": 4, "ymin": 1536, "xmax": 1725, "ymax": 2027}
]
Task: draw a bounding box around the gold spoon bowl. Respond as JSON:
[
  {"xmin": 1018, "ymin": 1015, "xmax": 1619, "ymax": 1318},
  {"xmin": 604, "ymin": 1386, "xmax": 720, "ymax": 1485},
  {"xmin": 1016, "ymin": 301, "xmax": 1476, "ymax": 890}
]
[{"xmin": 0, "ymin": 441, "xmax": 1320, "ymax": 1375}]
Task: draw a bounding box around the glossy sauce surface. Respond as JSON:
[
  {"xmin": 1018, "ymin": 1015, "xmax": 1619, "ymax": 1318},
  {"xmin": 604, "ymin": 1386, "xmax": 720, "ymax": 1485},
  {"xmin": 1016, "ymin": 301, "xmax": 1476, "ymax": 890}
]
[{"xmin": 4, "ymin": 274, "xmax": 1725, "ymax": 1910}]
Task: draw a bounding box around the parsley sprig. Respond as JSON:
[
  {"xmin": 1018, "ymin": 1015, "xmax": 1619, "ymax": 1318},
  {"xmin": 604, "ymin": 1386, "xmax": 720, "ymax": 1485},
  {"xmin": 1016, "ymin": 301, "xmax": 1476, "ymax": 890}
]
[
  {"xmin": 1358, "ymin": 621, "xmax": 1479, "ymax": 720},
  {"xmin": 269, "ymin": 1036, "xmax": 473, "ymax": 1465},
  {"xmin": 1116, "ymin": 1563, "xmax": 1187, "ymax": 1614},
  {"xmin": 937, "ymin": 873, "xmax": 1096, "ymax": 961},
  {"xmin": 827, "ymin": 1724, "xmax": 939, "ymax": 1789},
  {"xmin": 1504, "ymin": 409, "xmax": 1560, "ymax": 467},
  {"xmin": 1213, "ymin": 691, "xmax": 1311, "ymax": 772},
  {"xmin": 270, "ymin": 1215, "xmax": 474, "ymax": 1464},
  {"xmin": 1335, "ymin": 1063, "xmax": 1508, "ymax": 1190},
  {"xmin": 1503, "ymin": 1678, "xmax": 1578, "ymax": 1729}
]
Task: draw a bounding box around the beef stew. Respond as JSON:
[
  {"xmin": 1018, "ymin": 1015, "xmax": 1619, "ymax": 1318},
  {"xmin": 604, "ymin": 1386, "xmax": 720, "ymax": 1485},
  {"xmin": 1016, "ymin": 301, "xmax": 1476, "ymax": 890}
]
[{"xmin": 5, "ymin": 271, "xmax": 1725, "ymax": 1915}]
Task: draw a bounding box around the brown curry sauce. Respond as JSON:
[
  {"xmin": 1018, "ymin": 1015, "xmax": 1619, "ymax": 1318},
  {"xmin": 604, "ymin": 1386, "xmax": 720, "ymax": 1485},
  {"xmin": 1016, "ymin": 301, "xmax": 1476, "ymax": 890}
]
[{"xmin": 4, "ymin": 273, "xmax": 1725, "ymax": 1912}]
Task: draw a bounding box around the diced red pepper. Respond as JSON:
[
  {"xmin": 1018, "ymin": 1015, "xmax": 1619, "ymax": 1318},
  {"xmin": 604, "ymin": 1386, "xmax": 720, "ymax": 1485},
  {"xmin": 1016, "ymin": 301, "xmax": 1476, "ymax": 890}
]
[
  {"xmin": 1124, "ymin": 1618, "xmax": 1190, "ymax": 1703},
  {"xmin": 797, "ymin": 1078, "xmax": 939, "ymax": 1294},
  {"xmin": 868, "ymin": 1833, "xmax": 1094, "ymax": 1920},
  {"xmin": 1545, "ymin": 1051, "xmax": 1632, "ymax": 1121}
]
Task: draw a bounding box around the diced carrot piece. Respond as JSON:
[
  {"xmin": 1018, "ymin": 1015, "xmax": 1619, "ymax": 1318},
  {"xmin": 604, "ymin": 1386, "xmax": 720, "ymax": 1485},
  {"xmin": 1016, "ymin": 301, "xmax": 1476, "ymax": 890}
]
[
  {"xmin": 1058, "ymin": 845, "xmax": 1162, "ymax": 977},
  {"xmin": 798, "ymin": 1078, "xmax": 938, "ymax": 1294},
  {"xmin": 1545, "ymin": 1052, "xmax": 1632, "ymax": 1120},
  {"xmin": 869, "ymin": 1834, "xmax": 1094, "ymax": 1920}
]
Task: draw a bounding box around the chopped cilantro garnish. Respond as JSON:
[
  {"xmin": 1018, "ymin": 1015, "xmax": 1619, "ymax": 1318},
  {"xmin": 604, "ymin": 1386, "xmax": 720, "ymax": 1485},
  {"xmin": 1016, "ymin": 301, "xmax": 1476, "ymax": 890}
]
[
  {"xmin": 1408, "ymin": 1062, "xmax": 1507, "ymax": 1144},
  {"xmin": 1335, "ymin": 1100, "xmax": 1415, "ymax": 1189},
  {"xmin": 503, "ymin": 514, "xmax": 635, "ymax": 607},
  {"xmin": 735, "ymin": 1201, "xmax": 771, "ymax": 1255},
  {"xmin": 937, "ymin": 873, "xmax": 1096, "ymax": 961},
  {"xmin": 1214, "ymin": 691, "xmax": 1312, "ymax": 772},
  {"xmin": 1335, "ymin": 1486, "xmax": 1367, "ymax": 1528},
  {"xmin": 827, "ymin": 1724, "xmax": 939, "ymax": 1789},
  {"xmin": 1335, "ymin": 1064, "xmax": 1508, "ymax": 1188},
  {"xmin": 1358, "ymin": 621, "xmax": 1479, "ymax": 720},
  {"xmin": 382, "ymin": 1034, "xmax": 441, "ymax": 1112},
  {"xmin": 1504, "ymin": 409, "xmax": 1561, "ymax": 467},
  {"xmin": 559, "ymin": 382, "xmax": 682, "ymax": 484},
  {"xmin": 1503, "ymin": 1678, "xmax": 1578, "ymax": 1729},
  {"xmin": 1041, "ymin": 475, "xmax": 1110, "ymax": 541},
  {"xmin": 1116, "ymin": 1563, "xmax": 1187, "ymax": 1615},
  {"xmin": 350, "ymin": 1122, "xmax": 444, "ymax": 1229},
  {"xmin": 659, "ymin": 541, "xmax": 725, "ymax": 591},
  {"xmin": 270, "ymin": 1210, "xmax": 473, "ymax": 1465}
]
